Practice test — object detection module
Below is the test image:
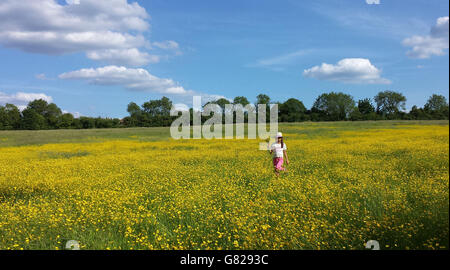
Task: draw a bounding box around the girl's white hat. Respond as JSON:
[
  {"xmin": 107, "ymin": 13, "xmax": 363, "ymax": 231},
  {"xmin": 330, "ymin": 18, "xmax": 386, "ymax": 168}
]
[{"xmin": 276, "ymin": 132, "xmax": 283, "ymax": 138}]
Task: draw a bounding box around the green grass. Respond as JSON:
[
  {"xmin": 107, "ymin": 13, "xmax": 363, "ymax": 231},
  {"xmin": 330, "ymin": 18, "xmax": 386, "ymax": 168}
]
[
  {"xmin": 0, "ymin": 127, "xmax": 169, "ymax": 147},
  {"xmin": 1, "ymin": 120, "xmax": 448, "ymax": 147}
]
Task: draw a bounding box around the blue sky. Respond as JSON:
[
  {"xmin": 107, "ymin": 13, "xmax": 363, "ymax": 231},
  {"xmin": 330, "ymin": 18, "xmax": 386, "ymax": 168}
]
[{"xmin": 0, "ymin": 0, "xmax": 448, "ymax": 118}]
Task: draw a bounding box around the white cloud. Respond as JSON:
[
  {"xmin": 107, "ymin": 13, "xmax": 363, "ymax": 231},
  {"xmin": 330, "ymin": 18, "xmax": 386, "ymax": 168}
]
[
  {"xmin": 35, "ymin": 73, "xmax": 57, "ymax": 81},
  {"xmin": 58, "ymin": 66, "xmax": 230, "ymax": 107},
  {"xmin": 303, "ymin": 58, "xmax": 391, "ymax": 84},
  {"xmin": 0, "ymin": 91, "xmax": 53, "ymax": 110},
  {"xmin": 366, "ymin": 0, "xmax": 380, "ymax": 4},
  {"xmin": 403, "ymin": 16, "xmax": 449, "ymax": 59},
  {"xmin": 0, "ymin": 31, "xmax": 147, "ymax": 55},
  {"xmin": 86, "ymin": 49, "xmax": 160, "ymax": 67},
  {"xmin": 152, "ymin": 40, "xmax": 182, "ymax": 56},
  {"xmin": 65, "ymin": 0, "xmax": 80, "ymax": 5},
  {"xmin": 35, "ymin": 73, "xmax": 48, "ymax": 80},
  {"xmin": 0, "ymin": 0, "xmax": 180, "ymax": 66},
  {"xmin": 59, "ymin": 66, "xmax": 192, "ymax": 95},
  {"xmin": 152, "ymin": 41, "xmax": 180, "ymax": 50},
  {"xmin": 0, "ymin": 0, "xmax": 150, "ymax": 32}
]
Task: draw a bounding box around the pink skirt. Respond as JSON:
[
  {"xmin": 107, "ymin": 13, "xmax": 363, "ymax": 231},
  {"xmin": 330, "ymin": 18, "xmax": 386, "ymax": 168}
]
[{"xmin": 273, "ymin": 157, "xmax": 285, "ymax": 171}]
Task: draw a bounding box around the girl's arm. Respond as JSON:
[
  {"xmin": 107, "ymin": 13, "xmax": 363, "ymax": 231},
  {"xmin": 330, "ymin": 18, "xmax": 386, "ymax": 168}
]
[{"xmin": 284, "ymin": 150, "xmax": 289, "ymax": 164}]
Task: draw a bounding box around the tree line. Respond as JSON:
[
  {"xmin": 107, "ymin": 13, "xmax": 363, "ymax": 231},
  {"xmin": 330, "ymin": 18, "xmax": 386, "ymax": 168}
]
[
  {"xmin": 123, "ymin": 91, "xmax": 448, "ymax": 127},
  {"xmin": 1, "ymin": 90, "xmax": 448, "ymax": 130},
  {"xmin": 0, "ymin": 99, "xmax": 121, "ymax": 130}
]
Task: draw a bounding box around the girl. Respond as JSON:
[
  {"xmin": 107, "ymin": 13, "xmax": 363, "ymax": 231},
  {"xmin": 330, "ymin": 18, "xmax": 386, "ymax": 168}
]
[{"xmin": 269, "ymin": 132, "xmax": 289, "ymax": 176}]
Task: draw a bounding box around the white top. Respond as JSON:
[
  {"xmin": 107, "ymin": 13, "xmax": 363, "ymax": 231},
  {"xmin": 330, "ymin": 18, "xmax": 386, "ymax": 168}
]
[{"xmin": 271, "ymin": 142, "xmax": 287, "ymax": 158}]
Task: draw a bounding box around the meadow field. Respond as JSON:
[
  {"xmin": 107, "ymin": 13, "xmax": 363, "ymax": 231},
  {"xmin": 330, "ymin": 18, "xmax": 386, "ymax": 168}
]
[{"xmin": 0, "ymin": 121, "xmax": 448, "ymax": 250}]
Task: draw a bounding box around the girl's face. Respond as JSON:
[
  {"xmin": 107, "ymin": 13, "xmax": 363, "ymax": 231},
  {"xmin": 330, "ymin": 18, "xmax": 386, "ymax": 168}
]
[{"xmin": 277, "ymin": 137, "xmax": 282, "ymax": 143}]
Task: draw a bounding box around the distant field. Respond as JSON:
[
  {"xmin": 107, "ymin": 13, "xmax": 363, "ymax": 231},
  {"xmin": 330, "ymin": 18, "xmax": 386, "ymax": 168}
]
[
  {"xmin": 0, "ymin": 121, "xmax": 448, "ymax": 250},
  {"xmin": 0, "ymin": 126, "xmax": 170, "ymax": 147},
  {"xmin": 1, "ymin": 120, "xmax": 448, "ymax": 147}
]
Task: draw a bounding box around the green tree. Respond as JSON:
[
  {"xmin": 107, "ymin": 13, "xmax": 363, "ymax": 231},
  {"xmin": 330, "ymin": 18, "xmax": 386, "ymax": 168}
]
[
  {"xmin": 350, "ymin": 107, "xmax": 364, "ymax": 121},
  {"xmin": 142, "ymin": 97, "xmax": 173, "ymax": 126},
  {"xmin": 21, "ymin": 108, "xmax": 47, "ymax": 130},
  {"xmin": 279, "ymin": 98, "xmax": 307, "ymax": 122},
  {"xmin": 312, "ymin": 92, "xmax": 355, "ymax": 121},
  {"xmin": 79, "ymin": 117, "xmax": 96, "ymax": 129},
  {"xmin": 0, "ymin": 105, "xmax": 6, "ymax": 129},
  {"xmin": 127, "ymin": 102, "xmax": 142, "ymax": 117},
  {"xmin": 357, "ymin": 98, "xmax": 378, "ymax": 120},
  {"xmin": 424, "ymin": 94, "xmax": 448, "ymax": 112},
  {"xmin": 6, "ymin": 104, "xmax": 21, "ymax": 129},
  {"xmin": 142, "ymin": 97, "xmax": 172, "ymax": 117},
  {"xmin": 424, "ymin": 94, "xmax": 449, "ymax": 119},
  {"xmin": 233, "ymin": 96, "xmax": 250, "ymax": 106},
  {"xmin": 72, "ymin": 118, "xmax": 82, "ymax": 129},
  {"xmin": 374, "ymin": 91, "xmax": 406, "ymax": 118},
  {"xmin": 45, "ymin": 103, "xmax": 63, "ymax": 128},
  {"xmin": 121, "ymin": 116, "xmax": 137, "ymax": 127},
  {"xmin": 25, "ymin": 99, "xmax": 63, "ymax": 129},
  {"xmin": 256, "ymin": 94, "xmax": 270, "ymax": 105},
  {"xmin": 27, "ymin": 99, "xmax": 49, "ymax": 115},
  {"xmin": 95, "ymin": 117, "xmax": 113, "ymax": 128},
  {"xmin": 409, "ymin": 105, "xmax": 431, "ymax": 120},
  {"xmin": 0, "ymin": 104, "xmax": 21, "ymax": 129},
  {"xmin": 358, "ymin": 98, "xmax": 375, "ymax": 115},
  {"xmin": 126, "ymin": 102, "xmax": 142, "ymax": 127},
  {"xmin": 58, "ymin": 113, "xmax": 74, "ymax": 129}
]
